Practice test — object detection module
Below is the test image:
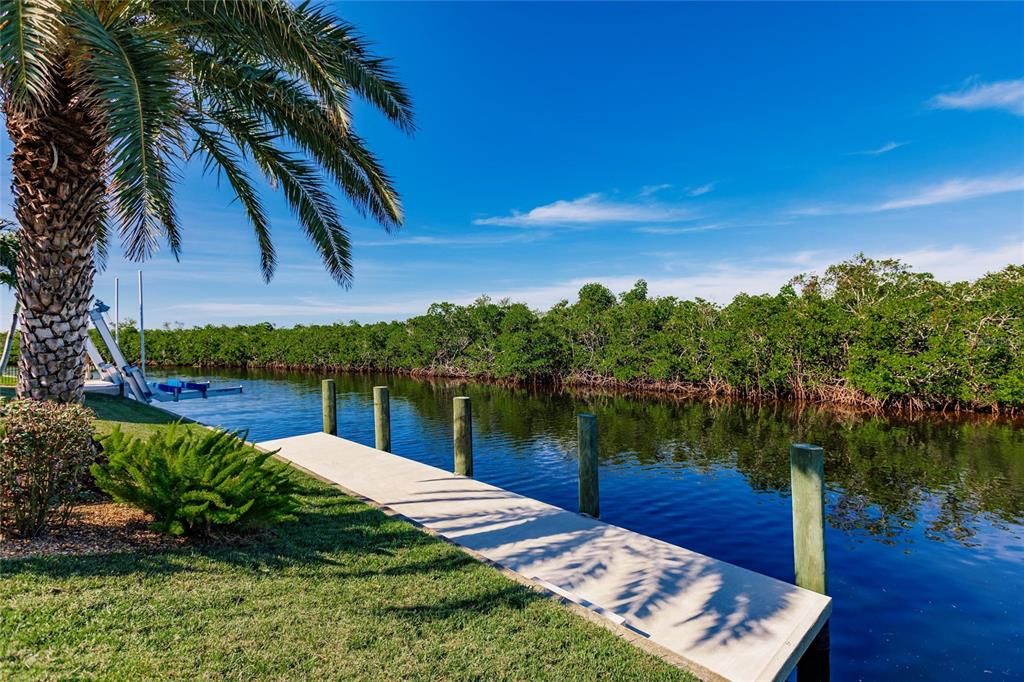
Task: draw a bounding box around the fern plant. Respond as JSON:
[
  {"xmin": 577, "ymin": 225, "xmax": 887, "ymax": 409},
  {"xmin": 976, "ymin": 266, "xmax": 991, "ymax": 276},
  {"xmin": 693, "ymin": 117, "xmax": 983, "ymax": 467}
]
[{"xmin": 92, "ymin": 424, "xmax": 299, "ymax": 537}]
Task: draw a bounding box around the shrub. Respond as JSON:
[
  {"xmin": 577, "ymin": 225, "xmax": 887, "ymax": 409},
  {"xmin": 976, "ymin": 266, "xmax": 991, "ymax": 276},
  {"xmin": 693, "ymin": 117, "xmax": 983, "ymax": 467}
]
[
  {"xmin": 0, "ymin": 399, "xmax": 97, "ymax": 537},
  {"xmin": 109, "ymin": 260, "xmax": 1023, "ymax": 411},
  {"xmin": 92, "ymin": 424, "xmax": 299, "ymax": 536}
]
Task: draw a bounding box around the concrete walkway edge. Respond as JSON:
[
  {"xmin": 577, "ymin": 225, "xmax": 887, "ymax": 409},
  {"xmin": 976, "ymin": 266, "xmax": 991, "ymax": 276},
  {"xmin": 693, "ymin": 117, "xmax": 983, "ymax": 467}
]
[{"xmin": 259, "ymin": 432, "xmax": 831, "ymax": 682}]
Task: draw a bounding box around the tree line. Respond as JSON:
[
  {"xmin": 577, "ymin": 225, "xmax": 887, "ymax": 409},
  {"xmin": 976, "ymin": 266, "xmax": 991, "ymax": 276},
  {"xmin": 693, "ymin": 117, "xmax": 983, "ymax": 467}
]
[{"xmin": 110, "ymin": 256, "xmax": 1024, "ymax": 412}]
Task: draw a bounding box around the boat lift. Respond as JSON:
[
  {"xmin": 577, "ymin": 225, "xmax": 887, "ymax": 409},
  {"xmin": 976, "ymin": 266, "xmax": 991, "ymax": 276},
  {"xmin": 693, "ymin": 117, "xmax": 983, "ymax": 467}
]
[{"xmin": 86, "ymin": 299, "xmax": 242, "ymax": 403}]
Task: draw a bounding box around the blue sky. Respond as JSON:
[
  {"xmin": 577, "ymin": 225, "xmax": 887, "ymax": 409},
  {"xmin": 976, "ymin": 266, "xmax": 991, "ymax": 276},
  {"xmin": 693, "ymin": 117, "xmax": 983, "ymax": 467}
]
[{"xmin": 1, "ymin": 2, "xmax": 1022, "ymax": 327}]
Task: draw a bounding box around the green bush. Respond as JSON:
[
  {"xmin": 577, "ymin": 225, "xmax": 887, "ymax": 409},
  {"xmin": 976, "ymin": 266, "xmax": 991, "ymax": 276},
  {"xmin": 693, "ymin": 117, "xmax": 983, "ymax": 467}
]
[
  {"xmin": 0, "ymin": 399, "xmax": 97, "ymax": 538},
  {"xmin": 92, "ymin": 424, "xmax": 299, "ymax": 536},
  {"xmin": 105, "ymin": 258, "xmax": 1024, "ymax": 411}
]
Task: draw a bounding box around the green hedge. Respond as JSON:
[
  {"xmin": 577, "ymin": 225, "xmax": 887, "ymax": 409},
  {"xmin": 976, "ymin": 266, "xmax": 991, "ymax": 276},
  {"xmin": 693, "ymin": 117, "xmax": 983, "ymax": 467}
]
[{"xmin": 107, "ymin": 256, "xmax": 1023, "ymax": 410}]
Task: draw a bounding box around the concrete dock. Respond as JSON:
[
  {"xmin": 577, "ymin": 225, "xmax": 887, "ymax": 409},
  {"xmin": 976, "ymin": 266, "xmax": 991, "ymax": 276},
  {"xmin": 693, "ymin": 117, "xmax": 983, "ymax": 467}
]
[{"xmin": 258, "ymin": 432, "xmax": 832, "ymax": 681}]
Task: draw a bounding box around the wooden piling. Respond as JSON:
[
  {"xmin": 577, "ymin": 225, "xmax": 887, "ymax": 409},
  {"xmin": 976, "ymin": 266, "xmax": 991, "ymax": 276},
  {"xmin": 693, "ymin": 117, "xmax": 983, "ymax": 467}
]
[
  {"xmin": 790, "ymin": 443, "xmax": 827, "ymax": 594},
  {"xmin": 578, "ymin": 413, "xmax": 599, "ymax": 518},
  {"xmin": 790, "ymin": 442, "xmax": 830, "ymax": 681},
  {"xmin": 374, "ymin": 386, "xmax": 391, "ymax": 452},
  {"xmin": 321, "ymin": 379, "xmax": 337, "ymax": 435},
  {"xmin": 453, "ymin": 396, "xmax": 473, "ymax": 476}
]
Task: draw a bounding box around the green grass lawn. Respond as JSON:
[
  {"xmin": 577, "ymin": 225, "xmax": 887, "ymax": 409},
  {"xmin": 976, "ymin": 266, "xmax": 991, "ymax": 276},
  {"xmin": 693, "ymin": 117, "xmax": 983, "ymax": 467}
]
[
  {"xmin": 0, "ymin": 395, "xmax": 693, "ymax": 681},
  {"xmin": 0, "ymin": 388, "xmax": 199, "ymax": 439},
  {"xmin": 85, "ymin": 392, "xmax": 203, "ymax": 439}
]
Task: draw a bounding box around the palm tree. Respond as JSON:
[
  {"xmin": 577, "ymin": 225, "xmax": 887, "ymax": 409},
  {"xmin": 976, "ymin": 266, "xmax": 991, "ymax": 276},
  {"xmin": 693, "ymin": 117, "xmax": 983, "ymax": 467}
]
[{"xmin": 1, "ymin": 0, "xmax": 413, "ymax": 401}]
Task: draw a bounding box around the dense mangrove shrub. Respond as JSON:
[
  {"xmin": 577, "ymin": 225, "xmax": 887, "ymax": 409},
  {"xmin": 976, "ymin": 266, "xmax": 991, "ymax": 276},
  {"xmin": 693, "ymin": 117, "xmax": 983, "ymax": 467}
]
[
  {"xmin": 105, "ymin": 257, "xmax": 1024, "ymax": 411},
  {"xmin": 0, "ymin": 399, "xmax": 96, "ymax": 537},
  {"xmin": 92, "ymin": 424, "xmax": 298, "ymax": 536}
]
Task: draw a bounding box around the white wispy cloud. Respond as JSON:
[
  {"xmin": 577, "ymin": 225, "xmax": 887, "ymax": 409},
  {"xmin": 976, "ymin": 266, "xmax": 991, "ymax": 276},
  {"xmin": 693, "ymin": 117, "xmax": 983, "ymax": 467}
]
[
  {"xmin": 632, "ymin": 224, "xmax": 724, "ymax": 235},
  {"xmin": 639, "ymin": 183, "xmax": 672, "ymax": 197},
  {"xmin": 930, "ymin": 78, "xmax": 1024, "ymax": 116},
  {"xmin": 853, "ymin": 141, "xmax": 908, "ymax": 156},
  {"xmin": 473, "ymin": 193, "xmax": 693, "ymax": 227},
  {"xmin": 356, "ymin": 232, "xmax": 546, "ymax": 247},
  {"xmin": 792, "ymin": 174, "xmax": 1024, "ymax": 216},
  {"xmin": 156, "ymin": 240, "xmax": 1021, "ymax": 324},
  {"xmin": 876, "ymin": 175, "xmax": 1024, "ymax": 211},
  {"xmin": 887, "ymin": 241, "xmax": 1023, "ymax": 284},
  {"xmin": 686, "ymin": 183, "xmax": 716, "ymax": 196},
  {"xmin": 481, "ymin": 241, "xmax": 1019, "ymax": 309}
]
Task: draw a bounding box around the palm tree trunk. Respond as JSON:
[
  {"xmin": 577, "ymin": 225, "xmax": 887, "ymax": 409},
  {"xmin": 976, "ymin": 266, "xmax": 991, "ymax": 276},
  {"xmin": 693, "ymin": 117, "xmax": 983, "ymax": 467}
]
[{"xmin": 5, "ymin": 71, "xmax": 106, "ymax": 402}]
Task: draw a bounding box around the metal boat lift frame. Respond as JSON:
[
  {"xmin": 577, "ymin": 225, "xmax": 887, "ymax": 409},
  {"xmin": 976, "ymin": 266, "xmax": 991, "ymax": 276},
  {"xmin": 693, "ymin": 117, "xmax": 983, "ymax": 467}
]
[
  {"xmin": 85, "ymin": 300, "xmax": 243, "ymax": 403},
  {"xmin": 86, "ymin": 300, "xmax": 153, "ymax": 402}
]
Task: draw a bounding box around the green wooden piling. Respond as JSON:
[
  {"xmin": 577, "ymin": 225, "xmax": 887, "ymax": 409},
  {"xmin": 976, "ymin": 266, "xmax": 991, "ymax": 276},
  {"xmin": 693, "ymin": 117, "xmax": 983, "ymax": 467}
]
[
  {"xmin": 453, "ymin": 396, "xmax": 473, "ymax": 476},
  {"xmin": 791, "ymin": 443, "xmax": 830, "ymax": 681},
  {"xmin": 578, "ymin": 413, "xmax": 599, "ymax": 518},
  {"xmin": 374, "ymin": 386, "xmax": 391, "ymax": 451},
  {"xmin": 790, "ymin": 443, "xmax": 827, "ymax": 594},
  {"xmin": 321, "ymin": 379, "xmax": 337, "ymax": 436}
]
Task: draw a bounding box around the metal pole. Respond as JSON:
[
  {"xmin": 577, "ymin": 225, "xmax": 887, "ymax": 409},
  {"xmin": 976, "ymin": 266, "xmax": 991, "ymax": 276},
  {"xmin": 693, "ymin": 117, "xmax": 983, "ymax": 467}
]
[
  {"xmin": 137, "ymin": 270, "xmax": 145, "ymax": 372},
  {"xmin": 114, "ymin": 276, "xmax": 120, "ymax": 346}
]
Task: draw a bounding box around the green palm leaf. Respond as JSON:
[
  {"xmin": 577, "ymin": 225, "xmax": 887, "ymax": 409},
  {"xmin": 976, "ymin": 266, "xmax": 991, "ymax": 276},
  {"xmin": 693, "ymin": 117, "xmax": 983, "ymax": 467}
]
[
  {"xmin": 0, "ymin": 0, "xmax": 62, "ymax": 108},
  {"xmin": 190, "ymin": 53, "xmax": 402, "ymax": 228},
  {"xmin": 186, "ymin": 113, "xmax": 276, "ymax": 281},
  {"xmin": 210, "ymin": 108, "xmax": 352, "ymax": 286},
  {"xmin": 152, "ymin": 0, "xmax": 354, "ymax": 127},
  {"xmin": 66, "ymin": 3, "xmax": 185, "ymax": 261}
]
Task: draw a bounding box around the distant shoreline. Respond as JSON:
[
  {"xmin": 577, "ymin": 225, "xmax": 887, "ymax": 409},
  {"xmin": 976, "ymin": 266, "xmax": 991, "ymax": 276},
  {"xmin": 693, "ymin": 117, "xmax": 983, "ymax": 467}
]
[{"xmin": 143, "ymin": 361, "xmax": 1022, "ymax": 418}]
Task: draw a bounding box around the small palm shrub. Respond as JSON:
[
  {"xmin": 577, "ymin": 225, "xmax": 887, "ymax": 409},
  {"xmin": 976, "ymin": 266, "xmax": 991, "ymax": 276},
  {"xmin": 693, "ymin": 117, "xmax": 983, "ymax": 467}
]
[
  {"xmin": 0, "ymin": 399, "xmax": 97, "ymax": 537},
  {"xmin": 92, "ymin": 424, "xmax": 299, "ymax": 537}
]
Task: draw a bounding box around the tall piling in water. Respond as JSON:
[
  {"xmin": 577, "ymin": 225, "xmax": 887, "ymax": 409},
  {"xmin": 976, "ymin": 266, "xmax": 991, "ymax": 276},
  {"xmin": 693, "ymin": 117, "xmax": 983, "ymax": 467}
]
[
  {"xmin": 790, "ymin": 443, "xmax": 830, "ymax": 681},
  {"xmin": 374, "ymin": 386, "xmax": 391, "ymax": 451},
  {"xmin": 453, "ymin": 396, "xmax": 473, "ymax": 476},
  {"xmin": 321, "ymin": 379, "xmax": 337, "ymax": 436},
  {"xmin": 578, "ymin": 413, "xmax": 599, "ymax": 518}
]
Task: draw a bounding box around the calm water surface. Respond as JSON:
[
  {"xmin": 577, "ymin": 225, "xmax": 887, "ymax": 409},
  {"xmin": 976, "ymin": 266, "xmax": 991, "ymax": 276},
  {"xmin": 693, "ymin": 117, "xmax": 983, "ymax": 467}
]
[{"xmin": 157, "ymin": 368, "xmax": 1024, "ymax": 681}]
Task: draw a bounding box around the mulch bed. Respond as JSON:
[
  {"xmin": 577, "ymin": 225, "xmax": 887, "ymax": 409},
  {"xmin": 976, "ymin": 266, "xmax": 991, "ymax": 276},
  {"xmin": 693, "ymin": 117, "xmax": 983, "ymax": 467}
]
[{"xmin": 1, "ymin": 502, "xmax": 186, "ymax": 560}]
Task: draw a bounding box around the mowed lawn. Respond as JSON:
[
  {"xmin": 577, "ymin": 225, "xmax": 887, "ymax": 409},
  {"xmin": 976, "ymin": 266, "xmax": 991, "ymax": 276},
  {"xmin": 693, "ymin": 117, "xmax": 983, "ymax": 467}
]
[{"xmin": 0, "ymin": 394, "xmax": 693, "ymax": 681}]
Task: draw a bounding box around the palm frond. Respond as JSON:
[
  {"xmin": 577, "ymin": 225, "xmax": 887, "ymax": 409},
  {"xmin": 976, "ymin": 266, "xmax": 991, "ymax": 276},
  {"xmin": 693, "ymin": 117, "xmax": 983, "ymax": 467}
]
[
  {"xmin": 186, "ymin": 113, "xmax": 276, "ymax": 282},
  {"xmin": 335, "ymin": 130, "xmax": 403, "ymax": 228},
  {"xmin": 156, "ymin": 0, "xmax": 413, "ymax": 131},
  {"xmin": 152, "ymin": 0, "xmax": 352, "ymax": 128},
  {"xmin": 0, "ymin": 0, "xmax": 62, "ymax": 109},
  {"xmin": 210, "ymin": 109, "xmax": 352, "ymax": 286},
  {"xmin": 301, "ymin": 5, "xmax": 415, "ymax": 133},
  {"xmin": 66, "ymin": 3, "xmax": 184, "ymax": 261},
  {"xmin": 93, "ymin": 200, "xmax": 112, "ymax": 272},
  {"xmin": 190, "ymin": 53, "xmax": 402, "ymax": 228}
]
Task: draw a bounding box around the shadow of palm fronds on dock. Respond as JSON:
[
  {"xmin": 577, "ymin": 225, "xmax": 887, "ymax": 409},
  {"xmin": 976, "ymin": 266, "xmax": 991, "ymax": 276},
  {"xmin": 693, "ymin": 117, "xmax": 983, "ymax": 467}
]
[{"xmin": 389, "ymin": 487, "xmax": 799, "ymax": 649}]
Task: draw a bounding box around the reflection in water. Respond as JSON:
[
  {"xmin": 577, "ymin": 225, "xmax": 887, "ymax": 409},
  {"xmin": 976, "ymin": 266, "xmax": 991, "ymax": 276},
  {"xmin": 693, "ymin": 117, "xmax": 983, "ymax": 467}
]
[{"xmin": 159, "ymin": 367, "xmax": 1024, "ymax": 681}]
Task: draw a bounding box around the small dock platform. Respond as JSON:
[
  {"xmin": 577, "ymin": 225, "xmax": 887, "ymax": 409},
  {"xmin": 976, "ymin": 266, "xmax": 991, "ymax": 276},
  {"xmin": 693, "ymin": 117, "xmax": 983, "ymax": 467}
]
[
  {"xmin": 259, "ymin": 432, "xmax": 831, "ymax": 681},
  {"xmin": 83, "ymin": 379, "xmax": 122, "ymax": 396}
]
